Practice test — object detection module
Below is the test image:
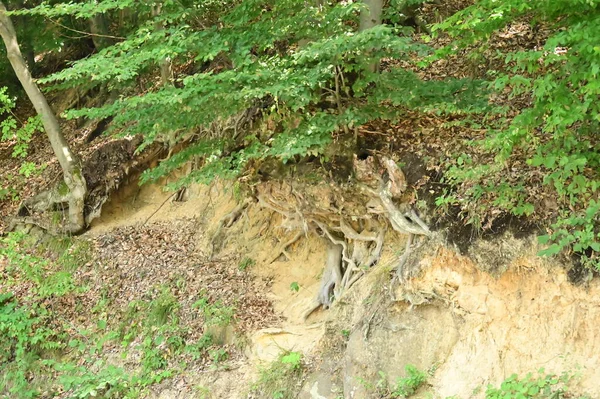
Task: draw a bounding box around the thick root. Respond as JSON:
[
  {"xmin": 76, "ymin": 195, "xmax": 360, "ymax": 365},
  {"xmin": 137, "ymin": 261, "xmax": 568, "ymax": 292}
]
[
  {"xmin": 378, "ymin": 186, "xmax": 430, "ymax": 236},
  {"xmin": 317, "ymin": 242, "xmax": 343, "ymax": 308}
]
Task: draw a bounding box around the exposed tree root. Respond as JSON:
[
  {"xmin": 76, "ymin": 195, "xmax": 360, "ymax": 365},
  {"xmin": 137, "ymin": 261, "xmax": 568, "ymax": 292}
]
[
  {"xmin": 209, "ymin": 197, "xmax": 253, "ymax": 259},
  {"xmin": 8, "ymin": 138, "xmax": 163, "ymax": 236},
  {"xmin": 8, "ymin": 216, "xmax": 56, "ymax": 235},
  {"xmin": 317, "ymin": 242, "xmax": 343, "ymax": 308},
  {"xmin": 395, "ymin": 234, "xmax": 430, "ymax": 283},
  {"xmin": 252, "ymin": 154, "xmax": 432, "ymax": 313},
  {"xmin": 377, "ymin": 186, "xmax": 430, "ymax": 236},
  {"xmin": 269, "ymin": 231, "xmax": 304, "ymax": 264}
]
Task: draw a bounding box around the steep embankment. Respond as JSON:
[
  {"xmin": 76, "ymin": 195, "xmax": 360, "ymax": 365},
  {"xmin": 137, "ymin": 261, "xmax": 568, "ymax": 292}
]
[{"xmin": 87, "ymin": 177, "xmax": 599, "ymax": 399}]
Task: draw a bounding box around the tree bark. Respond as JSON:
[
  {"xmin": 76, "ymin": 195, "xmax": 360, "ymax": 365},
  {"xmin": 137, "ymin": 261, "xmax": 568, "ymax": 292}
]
[
  {"xmin": 89, "ymin": 13, "xmax": 114, "ymax": 51},
  {"xmin": 152, "ymin": 4, "xmax": 173, "ymax": 86},
  {"xmin": 359, "ymin": 0, "xmax": 383, "ymax": 72},
  {"xmin": 10, "ymin": 0, "xmax": 35, "ymax": 73},
  {"xmin": 359, "ymin": 0, "xmax": 383, "ymax": 31},
  {"xmin": 0, "ymin": 1, "xmax": 87, "ymax": 233}
]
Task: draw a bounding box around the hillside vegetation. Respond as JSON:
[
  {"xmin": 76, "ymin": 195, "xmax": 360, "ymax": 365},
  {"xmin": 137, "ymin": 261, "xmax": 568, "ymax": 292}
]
[{"xmin": 1, "ymin": 0, "xmax": 600, "ymax": 398}]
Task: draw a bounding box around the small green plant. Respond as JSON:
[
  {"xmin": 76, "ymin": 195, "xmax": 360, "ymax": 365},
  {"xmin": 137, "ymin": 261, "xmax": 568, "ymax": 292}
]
[
  {"xmin": 56, "ymin": 363, "xmax": 135, "ymax": 399},
  {"xmin": 360, "ymin": 365, "xmax": 427, "ymax": 398},
  {"xmin": 290, "ymin": 282, "xmax": 300, "ymax": 292},
  {"xmin": 249, "ymin": 351, "xmax": 305, "ymax": 399},
  {"xmin": 280, "ymin": 351, "xmax": 302, "ymax": 370},
  {"xmin": 392, "ymin": 364, "xmax": 427, "ymax": 398},
  {"xmin": 209, "ymin": 347, "xmax": 229, "ymax": 366},
  {"xmin": 18, "ymin": 161, "xmax": 46, "ymax": 177},
  {"xmin": 485, "ymin": 369, "xmax": 584, "ymax": 399},
  {"xmin": 149, "ymin": 286, "xmax": 180, "ymax": 326},
  {"xmin": 238, "ymin": 256, "xmax": 255, "ymax": 271},
  {"xmin": 185, "ymin": 333, "xmax": 213, "ymax": 361},
  {"xmin": 193, "ymin": 292, "xmax": 235, "ymax": 327}
]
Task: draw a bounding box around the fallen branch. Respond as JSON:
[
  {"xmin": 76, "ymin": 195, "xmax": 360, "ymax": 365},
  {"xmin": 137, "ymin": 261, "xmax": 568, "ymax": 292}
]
[{"xmin": 142, "ymin": 192, "xmax": 177, "ymax": 226}]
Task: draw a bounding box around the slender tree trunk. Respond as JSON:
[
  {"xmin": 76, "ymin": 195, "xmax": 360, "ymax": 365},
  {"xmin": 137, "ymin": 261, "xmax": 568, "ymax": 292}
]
[
  {"xmin": 89, "ymin": 13, "xmax": 114, "ymax": 51},
  {"xmin": 0, "ymin": 1, "xmax": 87, "ymax": 233},
  {"xmin": 359, "ymin": 0, "xmax": 383, "ymax": 31},
  {"xmin": 359, "ymin": 0, "xmax": 384, "ymax": 72},
  {"xmin": 152, "ymin": 4, "xmax": 173, "ymax": 86}
]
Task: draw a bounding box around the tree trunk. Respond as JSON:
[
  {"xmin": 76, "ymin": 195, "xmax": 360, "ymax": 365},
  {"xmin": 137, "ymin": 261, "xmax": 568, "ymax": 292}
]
[
  {"xmin": 359, "ymin": 0, "xmax": 384, "ymax": 72},
  {"xmin": 10, "ymin": 0, "xmax": 34, "ymax": 73},
  {"xmin": 0, "ymin": 1, "xmax": 87, "ymax": 233},
  {"xmin": 152, "ymin": 4, "xmax": 173, "ymax": 86},
  {"xmin": 89, "ymin": 13, "xmax": 114, "ymax": 51},
  {"xmin": 359, "ymin": 0, "xmax": 383, "ymax": 31}
]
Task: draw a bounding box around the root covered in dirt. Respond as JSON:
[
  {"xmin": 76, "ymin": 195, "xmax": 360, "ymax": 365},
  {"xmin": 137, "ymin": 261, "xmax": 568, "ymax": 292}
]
[{"xmin": 253, "ymin": 154, "xmax": 432, "ymax": 312}]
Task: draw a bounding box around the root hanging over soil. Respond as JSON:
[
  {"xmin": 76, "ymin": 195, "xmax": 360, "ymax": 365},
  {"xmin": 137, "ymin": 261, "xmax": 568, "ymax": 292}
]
[
  {"xmin": 253, "ymin": 154, "xmax": 432, "ymax": 312},
  {"xmin": 317, "ymin": 243, "xmax": 343, "ymax": 308},
  {"xmin": 269, "ymin": 231, "xmax": 304, "ymax": 264}
]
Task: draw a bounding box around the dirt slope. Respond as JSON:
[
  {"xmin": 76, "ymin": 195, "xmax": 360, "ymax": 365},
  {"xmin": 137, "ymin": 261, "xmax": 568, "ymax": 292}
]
[{"xmin": 89, "ymin": 177, "xmax": 598, "ymax": 399}]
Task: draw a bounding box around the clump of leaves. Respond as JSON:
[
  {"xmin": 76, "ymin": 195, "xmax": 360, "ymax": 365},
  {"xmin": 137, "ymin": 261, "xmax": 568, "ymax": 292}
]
[
  {"xmin": 0, "ymin": 292, "xmax": 64, "ymax": 397},
  {"xmin": 362, "ymin": 365, "xmax": 427, "ymax": 398},
  {"xmin": 391, "ymin": 364, "xmax": 427, "ymax": 398},
  {"xmin": 0, "ymin": 86, "xmax": 42, "ymax": 159}
]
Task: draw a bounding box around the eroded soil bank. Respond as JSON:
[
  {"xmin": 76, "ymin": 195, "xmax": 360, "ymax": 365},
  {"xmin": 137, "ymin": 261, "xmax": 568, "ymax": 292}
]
[{"xmin": 89, "ymin": 179, "xmax": 599, "ymax": 399}]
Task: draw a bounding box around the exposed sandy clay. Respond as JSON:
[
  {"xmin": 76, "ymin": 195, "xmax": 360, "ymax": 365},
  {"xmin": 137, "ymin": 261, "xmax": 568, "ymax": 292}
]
[{"xmin": 90, "ymin": 178, "xmax": 600, "ymax": 398}]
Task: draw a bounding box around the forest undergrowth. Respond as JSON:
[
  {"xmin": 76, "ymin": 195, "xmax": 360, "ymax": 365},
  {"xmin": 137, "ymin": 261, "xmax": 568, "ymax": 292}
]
[{"xmin": 1, "ymin": 0, "xmax": 600, "ymax": 396}]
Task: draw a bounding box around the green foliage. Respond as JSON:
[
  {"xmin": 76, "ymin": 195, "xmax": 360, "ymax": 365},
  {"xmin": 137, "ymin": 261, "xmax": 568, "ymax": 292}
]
[
  {"xmin": 21, "ymin": 0, "xmax": 481, "ymax": 192},
  {"xmin": 357, "ymin": 365, "xmax": 427, "ymax": 398},
  {"xmin": 485, "ymin": 369, "xmax": 587, "ymax": 399},
  {"xmin": 55, "ymin": 362, "xmax": 136, "ymax": 399},
  {"xmin": 249, "ymin": 351, "xmax": 305, "ymax": 399},
  {"xmin": 148, "ymin": 286, "xmax": 180, "ymax": 327},
  {"xmin": 434, "ymin": 0, "xmax": 600, "ymax": 267},
  {"xmin": 391, "ymin": 365, "xmax": 427, "ymax": 398},
  {"xmin": 0, "ymin": 87, "xmax": 43, "ymax": 159},
  {"xmin": 1, "ymin": 233, "xmax": 78, "ymax": 298},
  {"xmin": 209, "ymin": 347, "xmax": 229, "ymax": 366},
  {"xmin": 289, "ymin": 282, "xmax": 300, "ymax": 292},
  {"xmin": 0, "ymin": 233, "xmax": 221, "ymax": 398},
  {"xmin": 238, "ymin": 256, "xmax": 255, "ymax": 271},
  {"xmin": 193, "ymin": 292, "xmax": 235, "ymax": 327},
  {"xmin": 0, "ymin": 293, "xmax": 64, "ymax": 398}
]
